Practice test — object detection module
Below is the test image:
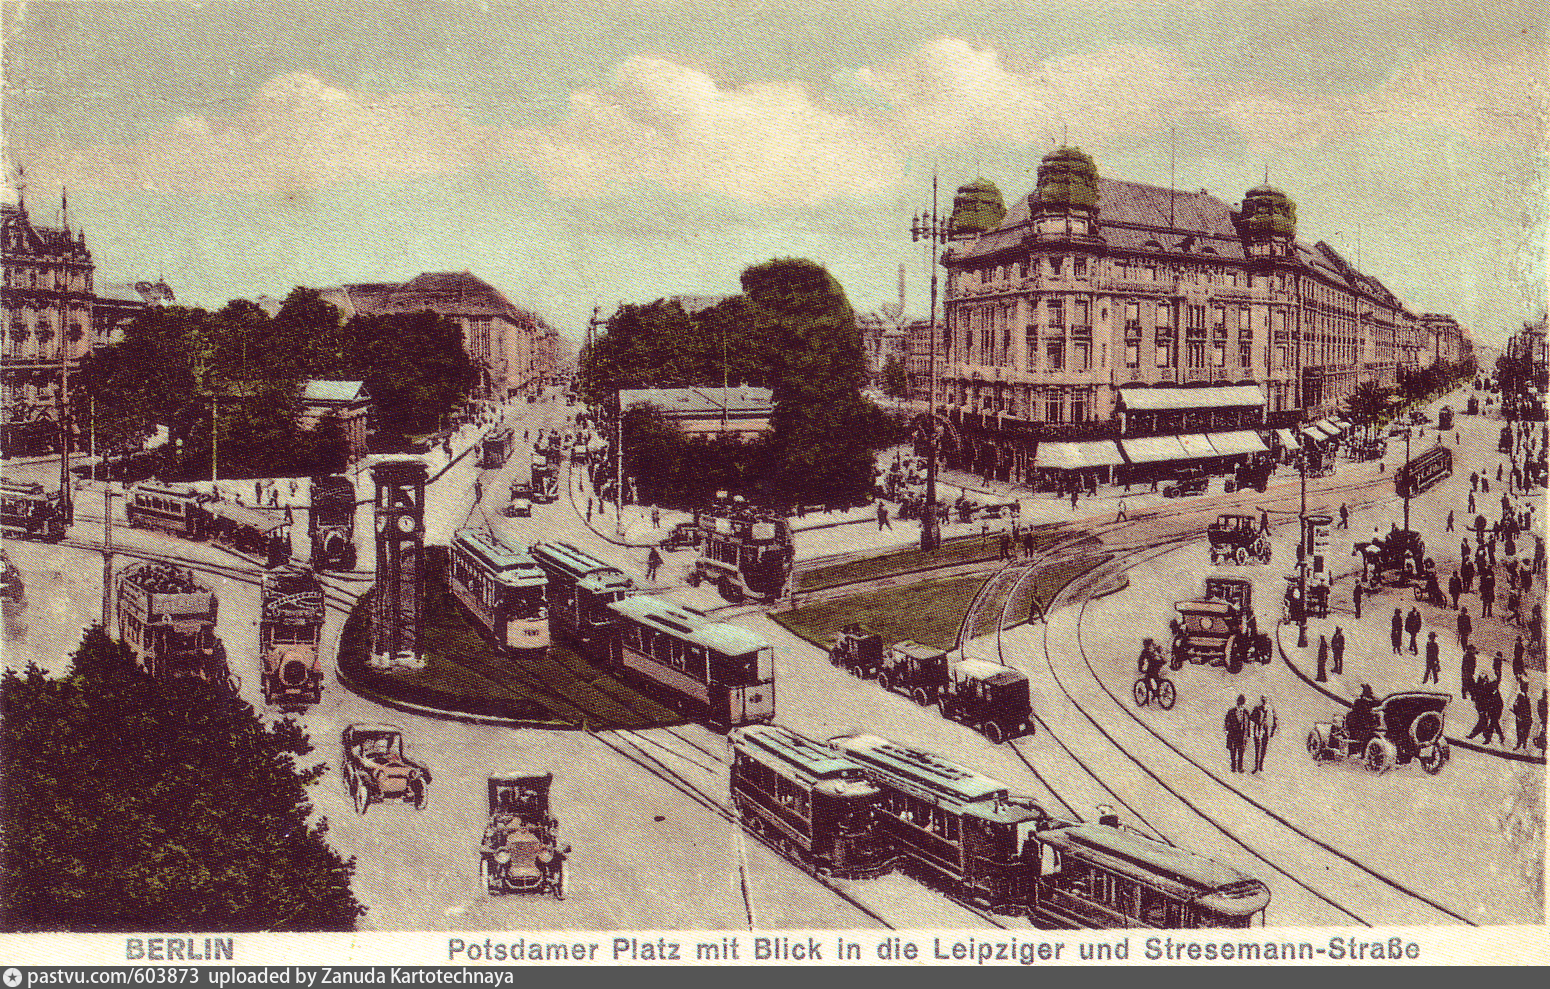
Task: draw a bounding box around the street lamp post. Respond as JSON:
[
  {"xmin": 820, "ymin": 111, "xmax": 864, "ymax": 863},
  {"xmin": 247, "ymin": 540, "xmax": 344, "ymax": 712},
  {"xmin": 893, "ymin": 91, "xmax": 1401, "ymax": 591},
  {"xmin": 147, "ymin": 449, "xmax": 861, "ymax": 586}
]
[
  {"xmin": 1298, "ymin": 433, "xmax": 1308, "ymax": 648},
  {"xmin": 100, "ymin": 485, "xmax": 114, "ymax": 630},
  {"xmin": 912, "ymin": 176, "xmax": 953, "ymax": 552},
  {"xmin": 1402, "ymin": 425, "xmax": 1412, "ymax": 534}
]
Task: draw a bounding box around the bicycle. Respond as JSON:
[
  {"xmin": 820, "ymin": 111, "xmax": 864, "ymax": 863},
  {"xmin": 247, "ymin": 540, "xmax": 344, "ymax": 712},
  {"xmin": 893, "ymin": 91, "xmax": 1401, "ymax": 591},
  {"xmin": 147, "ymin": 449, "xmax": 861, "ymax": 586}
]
[{"xmin": 1132, "ymin": 672, "xmax": 1176, "ymax": 710}]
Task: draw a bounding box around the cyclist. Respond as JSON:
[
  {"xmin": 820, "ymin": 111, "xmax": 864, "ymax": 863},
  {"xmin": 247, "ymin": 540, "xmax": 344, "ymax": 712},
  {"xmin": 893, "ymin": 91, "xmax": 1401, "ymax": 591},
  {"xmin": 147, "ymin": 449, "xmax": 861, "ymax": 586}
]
[{"xmin": 1139, "ymin": 639, "xmax": 1168, "ymax": 701}]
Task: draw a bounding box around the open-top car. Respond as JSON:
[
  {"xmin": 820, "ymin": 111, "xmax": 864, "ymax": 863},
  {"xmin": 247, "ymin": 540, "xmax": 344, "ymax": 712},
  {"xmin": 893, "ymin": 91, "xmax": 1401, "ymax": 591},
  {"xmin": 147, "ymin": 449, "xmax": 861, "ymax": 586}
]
[
  {"xmin": 506, "ymin": 481, "xmax": 532, "ymax": 517},
  {"xmin": 828, "ymin": 623, "xmax": 883, "ymax": 678},
  {"xmin": 1162, "ymin": 469, "xmax": 1209, "ymax": 498},
  {"xmin": 1208, "ymin": 515, "xmax": 1271, "ymax": 565},
  {"xmin": 1306, "ymin": 690, "xmax": 1450, "ymax": 774},
  {"xmin": 1353, "ymin": 528, "xmax": 1425, "ymax": 588},
  {"xmin": 480, "ymin": 774, "xmax": 567, "ymax": 898},
  {"xmin": 659, "ymin": 520, "xmax": 702, "ymax": 551},
  {"xmin": 342, "ymin": 724, "xmax": 432, "ymax": 813}
]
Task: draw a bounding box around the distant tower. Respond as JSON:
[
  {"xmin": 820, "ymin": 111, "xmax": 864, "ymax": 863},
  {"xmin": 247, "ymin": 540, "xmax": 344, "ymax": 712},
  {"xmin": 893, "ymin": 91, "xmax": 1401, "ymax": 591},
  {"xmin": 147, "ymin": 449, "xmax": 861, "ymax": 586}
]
[{"xmin": 370, "ymin": 460, "xmax": 428, "ymax": 670}]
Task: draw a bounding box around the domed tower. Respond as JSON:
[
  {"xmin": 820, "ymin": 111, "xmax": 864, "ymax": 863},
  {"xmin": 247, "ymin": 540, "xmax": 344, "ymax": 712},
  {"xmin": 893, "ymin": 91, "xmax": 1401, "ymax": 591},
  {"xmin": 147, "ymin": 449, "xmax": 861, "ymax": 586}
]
[
  {"xmin": 949, "ymin": 178, "xmax": 1006, "ymax": 237},
  {"xmin": 1032, "ymin": 146, "xmax": 1101, "ymax": 239},
  {"xmin": 1233, "ymin": 184, "xmax": 1296, "ymax": 258}
]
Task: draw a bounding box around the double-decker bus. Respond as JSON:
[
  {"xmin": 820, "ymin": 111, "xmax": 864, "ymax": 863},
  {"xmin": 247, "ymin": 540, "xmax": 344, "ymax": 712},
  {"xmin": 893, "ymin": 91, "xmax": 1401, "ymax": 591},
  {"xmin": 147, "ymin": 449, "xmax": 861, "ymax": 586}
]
[
  {"xmin": 528, "ymin": 541, "xmax": 635, "ymax": 649},
  {"xmin": 448, "ymin": 529, "xmax": 550, "ymax": 659},
  {"xmin": 309, "ymin": 474, "xmax": 358, "ymax": 570},
  {"xmin": 116, "ymin": 562, "xmax": 238, "ymax": 696},
  {"xmin": 686, "ymin": 501, "xmax": 793, "ymax": 602},
  {"xmin": 604, "ymin": 595, "xmax": 774, "ymax": 726},
  {"xmin": 480, "ymin": 427, "xmax": 513, "ymax": 469},
  {"xmin": 728, "ymin": 724, "xmax": 892, "ymax": 878},
  {"xmin": 259, "ymin": 563, "xmax": 325, "ymax": 708}
]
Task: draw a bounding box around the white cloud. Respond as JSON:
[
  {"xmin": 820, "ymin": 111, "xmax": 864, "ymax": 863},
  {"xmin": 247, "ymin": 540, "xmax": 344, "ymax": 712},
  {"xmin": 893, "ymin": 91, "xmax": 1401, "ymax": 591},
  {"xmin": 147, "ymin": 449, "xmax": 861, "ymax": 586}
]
[{"xmin": 510, "ymin": 57, "xmax": 900, "ymax": 206}]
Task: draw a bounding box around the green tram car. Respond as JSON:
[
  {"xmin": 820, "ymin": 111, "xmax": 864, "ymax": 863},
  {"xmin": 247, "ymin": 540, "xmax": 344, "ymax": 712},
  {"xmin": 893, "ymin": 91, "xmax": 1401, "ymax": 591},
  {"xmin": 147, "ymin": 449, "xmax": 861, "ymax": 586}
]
[
  {"xmin": 448, "ymin": 529, "xmax": 550, "ymax": 659},
  {"xmin": 528, "ymin": 541, "xmax": 635, "ymax": 649},
  {"xmin": 831, "ymin": 734, "xmax": 1271, "ymax": 927},
  {"xmin": 831, "ymin": 733, "xmax": 1047, "ymax": 912},
  {"xmin": 606, "ymin": 595, "xmax": 774, "ymax": 727},
  {"xmin": 728, "ymin": 724, "xmax": 893, "ymax": 879}
]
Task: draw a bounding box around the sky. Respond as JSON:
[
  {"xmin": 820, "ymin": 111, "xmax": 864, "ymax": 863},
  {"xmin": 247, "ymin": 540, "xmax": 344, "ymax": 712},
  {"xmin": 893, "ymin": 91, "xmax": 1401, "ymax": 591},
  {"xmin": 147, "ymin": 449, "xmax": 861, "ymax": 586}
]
[{"xmin": 3, "ymin": 0, "xmax": 1545, "ymax": 349}]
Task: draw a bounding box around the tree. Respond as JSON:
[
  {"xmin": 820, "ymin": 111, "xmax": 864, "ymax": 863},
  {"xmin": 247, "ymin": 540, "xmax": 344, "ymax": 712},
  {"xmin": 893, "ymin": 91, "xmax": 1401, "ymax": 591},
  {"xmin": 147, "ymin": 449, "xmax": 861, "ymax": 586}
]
[
  {"xmin": 340, "ymin": 311, "xmax": 477, "ymax": 440},
  {"xmin": 1, "ymin": 628, "xmax": 363, "ymax": 932},
  {"xmin": 76, "ymin": 306, "xmax": 207, "ymax": 455},
  {"xmin": 1344, "ymin": 379, "xmax": 1393, "ymax": 425}
]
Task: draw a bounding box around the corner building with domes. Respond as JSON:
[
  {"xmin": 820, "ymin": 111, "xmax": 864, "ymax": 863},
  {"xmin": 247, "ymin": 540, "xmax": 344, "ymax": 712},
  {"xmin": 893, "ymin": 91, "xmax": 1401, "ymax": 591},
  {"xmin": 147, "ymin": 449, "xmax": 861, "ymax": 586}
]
[{"xmin": 931, "ymin": 147, "xmax": 1465, "ymax": 489}]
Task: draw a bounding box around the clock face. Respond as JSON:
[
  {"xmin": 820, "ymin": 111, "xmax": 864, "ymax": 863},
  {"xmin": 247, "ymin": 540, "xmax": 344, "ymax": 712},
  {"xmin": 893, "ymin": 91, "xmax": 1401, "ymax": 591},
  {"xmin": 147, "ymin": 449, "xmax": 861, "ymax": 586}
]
[{"xmin": 396, "ymin": 514, "xmax": 417, "ymax": 534}]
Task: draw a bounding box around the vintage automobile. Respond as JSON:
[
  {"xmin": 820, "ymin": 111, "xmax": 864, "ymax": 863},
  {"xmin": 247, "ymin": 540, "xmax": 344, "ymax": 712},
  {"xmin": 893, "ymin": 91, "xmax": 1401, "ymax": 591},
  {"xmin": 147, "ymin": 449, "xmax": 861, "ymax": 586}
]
[
  {"xmin": 1171, "ymin": 577, "xmax": 1270, "ymax": 673},
  {"xmin": 1306, "ymin": 690, "xmax": 1450, "ymax": 774},
  {"xmin": 1437, "ymin": 406, "xmax": 1454, "ymax": 431},
  {"xmin": 1224, "ymin": 460, "xmax": 1272, "ymax": 495},
  {"xmin": 1162, "ymin": 469, "xmax": 1209, "ymax": 498},
  {"xmin": 828, "ymin": 623, "xmax": 884, "ymax": 678},
  {"xmin": 342, "ymin": 724, "xmax": 432, "ymax": 813},
  {"xmin": 877, "ymin": 640, "xmax": 1032, "ymax": 743},
  {"xmin": 480, "ymin": 775, "xmax": 567, "ymax": 898},
  {"xmin": 659, "ymin": 520, "xmax": 702, "ymax": 551},
  {"xmin": 1207, "ymin": 515, "xmax": 1272, "ymax": 565},
  {"xmin": 506, "ymin": 480, "xmax": 533, "ymax": 517},
  {"xmin": 1353, "ymin": 528, "xmax": 1426, "ymax": 588}
]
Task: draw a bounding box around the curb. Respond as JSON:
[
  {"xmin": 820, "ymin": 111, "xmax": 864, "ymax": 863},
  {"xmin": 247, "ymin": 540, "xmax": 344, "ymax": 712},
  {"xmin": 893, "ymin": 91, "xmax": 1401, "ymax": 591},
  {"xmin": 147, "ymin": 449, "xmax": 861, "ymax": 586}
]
[
  {"xmin": 334, "ymin": 661, "xmax": 571, "ymax": 730},
  {"xmin": 1274, "ymin": 621, "xmax": 1546, "ymax": 765}
]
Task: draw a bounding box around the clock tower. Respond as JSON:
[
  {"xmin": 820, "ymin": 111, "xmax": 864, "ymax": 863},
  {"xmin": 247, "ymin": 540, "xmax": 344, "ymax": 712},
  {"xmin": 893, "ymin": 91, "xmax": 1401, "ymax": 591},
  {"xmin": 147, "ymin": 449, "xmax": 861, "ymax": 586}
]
[{"xmin": 370, "ymin": 459, "xmax": 428, "ymax": 669}]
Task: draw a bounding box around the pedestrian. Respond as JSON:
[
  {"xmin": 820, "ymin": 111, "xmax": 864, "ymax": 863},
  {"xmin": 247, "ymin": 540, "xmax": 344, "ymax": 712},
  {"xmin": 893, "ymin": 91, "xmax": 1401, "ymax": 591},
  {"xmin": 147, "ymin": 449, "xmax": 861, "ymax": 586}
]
[
  {"xmin": 645, "ymin": 547, "xmax": 662, "ymax": 581},
  {"xmin": 1513, "ymin": 636, "xmax": 1526, "ymax": 684},
  {"xmin": 1462, "ymin": 645, "xmax": 1478, "ymax": 700},
  {"xmin": 999, "ymin": 530, "xmax": 1011, "ymax": 560},
  {"xmin": 1339, "ymin": 503, "xmax": 1349, "ymax": 529},
  {"xmin": 1468, "ymin": 491, "xmax": 1476, "ymax": 514},
  {"xmin": 1506, "ymin": 589, "xmax": 1523, "ymax": 627},
  {"xmin": 269, "ymin": 487, "xmax": 279, "ymax": 508},
  {"xmin": 1070, "ymin": 488, "xmax": 1078, "ymax": 510},
  {"xmin": 1513, "ymin": 688, "xmax": 1533, "ymax": 750},
  {"xmin": 1390, "ymin": 608, "xmax": 1403, "ymax": 655},
  {"xmin": 1482, "ymin": 476, "xmax": 1489, "ymax": 494},
  {"xmin": 1445, "ymin": 510, "xmax": 1454, "ymax": 532},
  {"xmin": 473, "ymin": 478, "xmax": 483, "ymax": 502},
  {"xmin": 1249, "ymin": 696, "xmax": 1277, "ymax": 774},
  {"xmin": 1448, "ymin": 571, "xmax": 1461, "ymax": 609},
  {"xmin": 255, "ymin": 479, "xmax": 263, "ymax": 504},
  {"xmin": 652, "ymin": 507, "xmax": 660, "ymax": 529},
  {"xmin": 1493, "ymin": 650, "xmax": 1505, "ymax": 681},
  {"xmin": 1466, "ymin": 676, "xmax": 1490, "ymax": 740},
  {"xmin": 877, "ymin": 503, "xmax": 891, "ymax": 531},
  {"xmin": 1331, "ymin": 626, "xmax": 1345, "ymax": 675},
  {"xmin": 1475, "ymin": 514, "xmax": 1486, "ymax": 540},
  {"xmin": 1224, "ymin": 695, "xmax": 1250, "ymax": 773},
  {"xmin": 1456, "ymin": 607, "xmax": 1471, "ymax": 649},
  {"xmin": 1484, "ymin": 677, "xmax": 1506, "ymax": 746},
  {"xmin": 1531, "ymin": 605, "xmax": 1544, "ymax": 652},
  {"xmin": 1352, "ymin": 580, "xmax": 1363, "ymax": 620},
  {"xmin": 1471, "ymin": 471, "xmax": 1479, "ymax": 493},
  {"xmin": 1423, "ymin": 631, "xmax": 1440, "ymax": 683},
  {"xmin": 1481, "ymin": 572, "xmax": 1495, "ymax": 617},
  {"xmin": 1497, "ymin": 463, "xmax": 1504, "ymax": 482},
  {"xmin": 1462, "ymin": 556, "xmax": 1474, "ymax": 593},
  {"xmin": 1405, "ymin": 607, "xmax": 1422, "ymax": 654},
  {"xmin": 1116, "ymin": 498, "xmax": 1127, "ymax": 522},
  {"xmin": 1260, "ymin": 507, "xmax": 1270, "ymax": 533},
  {"xmin": 1539, "ymin": 690, "xmax": 1548, "ymax": 752},
  {"xmin": 586, "ymin": 498, "xmax": 593, "ymax": 523},
  {"xmin": 1022, "ymin": 530, "xmax": 1035, "ymax": 559}
]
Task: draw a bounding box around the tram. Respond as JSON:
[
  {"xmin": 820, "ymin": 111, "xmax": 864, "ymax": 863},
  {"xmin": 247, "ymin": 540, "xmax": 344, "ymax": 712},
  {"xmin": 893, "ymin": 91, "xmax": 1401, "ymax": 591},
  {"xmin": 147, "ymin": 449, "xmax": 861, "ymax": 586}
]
[
  {"xmin": 728, "ymin": 724, "xmax": 893, "ymax": 879},
  {"xmin": 480, "ymin": 428, "xmax": 513, "ymax": 469},
  {"xmin": 206, "ymin": 501, "xmax": 290, "ymax": 564},
  {"xmin": 830, "ymin": 733, "xmax": 1045, "ymax": 912},
  {"xmin": 0, "ymin": 480, "xmax": 65, "ymax": 541},
  {"xmin": 686, "ymin": 502, "xmax": 793, "ymax": 602},
  {"xmin": 448, "ymin": 529, "xmax": 550, "ymax": 659},
  {"xmin": 125, "ymin": 481, "xmax": 208, "ymax": 538},
  {"xmin": 1030, "ymin": 821, "xmax": 1270, "ymax": 929},
  {"xmin": 1396, "ymin": 444, "xmax": 1453, "ymax": 498},
  {"xmin": 528, "ymin": 541, "xmax": 635, "ymax": 649},
  {"xmin": 309, "ymin": 474, "xmax": 358, "ymax": 570},
  {"xmin": 259, "ymin": 563, "xmax": 325, "ymax": 708},
  {"xmin": 126, "ymin": 482, "xmax": 289, "ymax": 563},
  {"xmin": 604, "ymin": 595, "xmax": 774, "ymax": 726}
]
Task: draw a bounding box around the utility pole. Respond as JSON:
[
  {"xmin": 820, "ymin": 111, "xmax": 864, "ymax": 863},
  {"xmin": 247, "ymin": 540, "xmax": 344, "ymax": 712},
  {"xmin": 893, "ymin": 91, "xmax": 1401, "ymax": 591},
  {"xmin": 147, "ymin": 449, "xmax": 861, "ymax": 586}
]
[
  {"xmin": 912, "ymin": 175, "xmax": 954, "ymax": 552},
  {"xmin": 100, "ymin": 485, "xmax": 114, "ymax": 630},
  {"xmin": 211, "ymin": 394, "xmax": 218, "ymax": 484},
  {"xmin": 1298, "ymin": 433, "xmax": 1309, "ymax": 649}
]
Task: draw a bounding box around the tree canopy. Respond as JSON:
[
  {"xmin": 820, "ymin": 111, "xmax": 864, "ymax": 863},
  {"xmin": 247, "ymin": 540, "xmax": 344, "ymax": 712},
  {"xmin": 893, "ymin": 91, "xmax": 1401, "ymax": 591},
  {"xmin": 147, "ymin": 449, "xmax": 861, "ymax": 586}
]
[
  {"xmin": 583, "ymin": 259, "xmax": 896, "ymax": 507},
  {"xmin": 1, "ymin": 628, "xmax": 363, "ymax": 931}
]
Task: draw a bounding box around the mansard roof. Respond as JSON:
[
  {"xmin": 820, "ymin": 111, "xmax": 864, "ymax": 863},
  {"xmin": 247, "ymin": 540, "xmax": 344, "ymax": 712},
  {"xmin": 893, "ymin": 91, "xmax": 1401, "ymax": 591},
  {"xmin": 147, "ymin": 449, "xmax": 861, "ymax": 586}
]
[{"xmin": 338, "ymin": 271, "xmax": 531, "ymax": 322}]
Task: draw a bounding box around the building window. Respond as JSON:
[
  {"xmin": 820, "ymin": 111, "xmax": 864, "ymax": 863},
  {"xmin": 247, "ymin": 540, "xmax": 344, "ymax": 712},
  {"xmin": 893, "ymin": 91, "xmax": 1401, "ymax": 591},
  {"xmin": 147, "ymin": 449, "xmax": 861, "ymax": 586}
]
[
  {"xmin": 1126, "ymin": 341, "xmax": 1140, "ymax": 368},
  {"xmin": 1073, "ymin": 257, "xmax": 1087, "ymax": 279},
  {"xmin": 1045, "ymin": 388, "xmax": 1064, "ymax": 423},
  {"xmin": 1156, "ymin": 332, "xmax": 1173, "ymax": 368},
  {"xmin": 1046, "ymin": 337, "xmax": 1065, "ymax": 372},
  {"xmin": 1050, "ymin": 256, "xmax": 1064, "ymax": 278},
  {"xmin": 1073, "ymin": 338, "xmax": 1091, "ymax": 372},
  {"xmin": 1048, "ymin": 299, "xmax": 1063, "ymax": 328},
  {"xmin": 1074, "ymin": 299, "xmax": 1089, "ymax": 327},
  {"xmin": 1213, "ymin": 341, "xmax": 1226, "ymax": 367},
  {"xmin": 1072, "ymin": 388, "xmax": 1090, "ymax": 423}
]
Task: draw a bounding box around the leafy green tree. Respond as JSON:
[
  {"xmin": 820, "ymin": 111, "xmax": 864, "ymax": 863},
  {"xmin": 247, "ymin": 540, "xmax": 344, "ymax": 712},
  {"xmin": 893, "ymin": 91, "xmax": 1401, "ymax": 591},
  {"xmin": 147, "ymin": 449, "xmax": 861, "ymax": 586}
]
[
  {"xmin": 577, "ymin": 301, "xmax": 697, "ymax": 409},
  {"xmin": 1344, "ymin": 379, "xmax": 1393, "ymax": 424},
  {"xmin": 339, "ymin": 311, "xmax": 477, "ymax": 440},
  {"xmin": 1, "ymin": 628, "xmax": 362, "ymax": 931},
  {"xmin": 76, "ymin": 306, "xmax": 208, "ymax": 454}
]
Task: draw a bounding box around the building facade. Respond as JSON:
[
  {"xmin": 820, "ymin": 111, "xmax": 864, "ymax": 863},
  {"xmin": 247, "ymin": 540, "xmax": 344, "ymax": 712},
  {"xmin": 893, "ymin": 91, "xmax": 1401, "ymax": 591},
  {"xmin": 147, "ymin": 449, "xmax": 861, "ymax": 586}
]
[
  {"xmin": 922, "ymin": 148, "xmax": 1451, "ymax": 487},
  {"xmin": 618, "ymin": 386, "xmax": 773, "ymax": 442},
  {"xmin": 297, "ymin": 272, "xmax": 560, "ymax": 402},
  {"xmin": 2, "ymin": 200, "xmax": 95, "ymax": 436}
]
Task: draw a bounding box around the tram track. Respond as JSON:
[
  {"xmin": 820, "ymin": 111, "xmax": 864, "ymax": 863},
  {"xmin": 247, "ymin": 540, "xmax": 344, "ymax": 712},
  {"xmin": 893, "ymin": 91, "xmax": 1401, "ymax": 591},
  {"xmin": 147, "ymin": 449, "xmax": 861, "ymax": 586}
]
[{"xmin": 1057, "ymin": 541, "xmax": 1480, "ymax": 926}]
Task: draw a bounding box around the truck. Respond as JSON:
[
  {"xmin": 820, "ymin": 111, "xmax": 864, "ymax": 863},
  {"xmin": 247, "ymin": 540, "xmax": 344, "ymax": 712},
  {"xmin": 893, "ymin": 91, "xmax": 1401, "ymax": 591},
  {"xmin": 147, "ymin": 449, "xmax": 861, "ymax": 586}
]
[
  {"xmin": 259, "ymin": 564, "xmax": 325, "ymax": 708},
  {"xmin": 116, "ymin": 562, "xmax": 238, "ymax": 695}
]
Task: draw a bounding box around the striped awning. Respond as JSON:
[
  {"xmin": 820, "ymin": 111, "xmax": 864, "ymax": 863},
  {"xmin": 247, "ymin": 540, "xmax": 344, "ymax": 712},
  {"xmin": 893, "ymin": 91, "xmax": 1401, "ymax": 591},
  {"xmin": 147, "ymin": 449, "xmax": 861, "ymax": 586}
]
[
  {"xmin": 1274, "ymin": 428, "xmax": 1299, "ymax": 448},
  {"xmin": 1316, "ymin": 419, "xmax": 1344, "ymax": 436},
  {"xmin": 1208, "ymin": 431, "xmax": 1270, "ymax": 456},
  {"xmin": 1118, "ymin": 385, "xmax": 1266, "ymax": 411},
  {"xmin": 1122, "ymin": 435, "xmax": 1196, "ymax": 463},
  {"xmin": 1301, "ymin": 426, "xmax": 1325, "ymax": 441},
  {"xmin": 1035, "ymin": 440, "xmax": 1126, "ymax": 469}
]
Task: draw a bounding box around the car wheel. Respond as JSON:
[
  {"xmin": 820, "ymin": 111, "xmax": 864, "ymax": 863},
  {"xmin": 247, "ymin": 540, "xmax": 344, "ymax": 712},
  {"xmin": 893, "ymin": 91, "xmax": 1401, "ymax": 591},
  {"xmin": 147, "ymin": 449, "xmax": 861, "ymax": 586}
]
[
  {"xmin": 937, "ymin": 697, "xmax": 953, "ymax": 721},
  {"xmin": 1236, "ymin": 548, "xmax": 1248, "ymax": 565},
  {"xmin": 1156, "ymin": 680, "xmax": 1176, "ymax": 710},
  {"xmin": 1419, "ymin": 746, "xmax": 1446, "ymax": 774},
  {"xmin": 911, "ymin": 687, "xmax": 930, "ymax": 707},
  {"xmin": 983, "ymin": 721, "xmax": 1006, "ymax": 745},
  {"xmin": 1307, "ymin": 728, "xmax": 1325, "ymax": 761},
  {"xmin": 828, "ymin": 648, "xmax": 842, "ymax": 667},
  {"xmin": 1365, "ymin": 737, "xmax": 1394, "ymax": 774},
  {"xmin": 877, "ymin": 672, "xmax": 892, "ymax": 693},
  {"xmin": 686, "ymin": 569, "xmax": 702, "ymax": 588}
]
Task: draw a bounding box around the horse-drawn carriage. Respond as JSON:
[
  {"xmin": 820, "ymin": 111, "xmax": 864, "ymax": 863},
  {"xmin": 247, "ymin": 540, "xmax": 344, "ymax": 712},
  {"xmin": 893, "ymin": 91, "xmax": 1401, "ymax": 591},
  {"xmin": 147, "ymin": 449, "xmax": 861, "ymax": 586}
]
[
  {"xmin": 1306, "ymin": 690, "xmax": 1450, "ymax": 774},
  {"xmin": 1354, "ymin": 529, "xmax": 1426, "ymax": 588}
]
